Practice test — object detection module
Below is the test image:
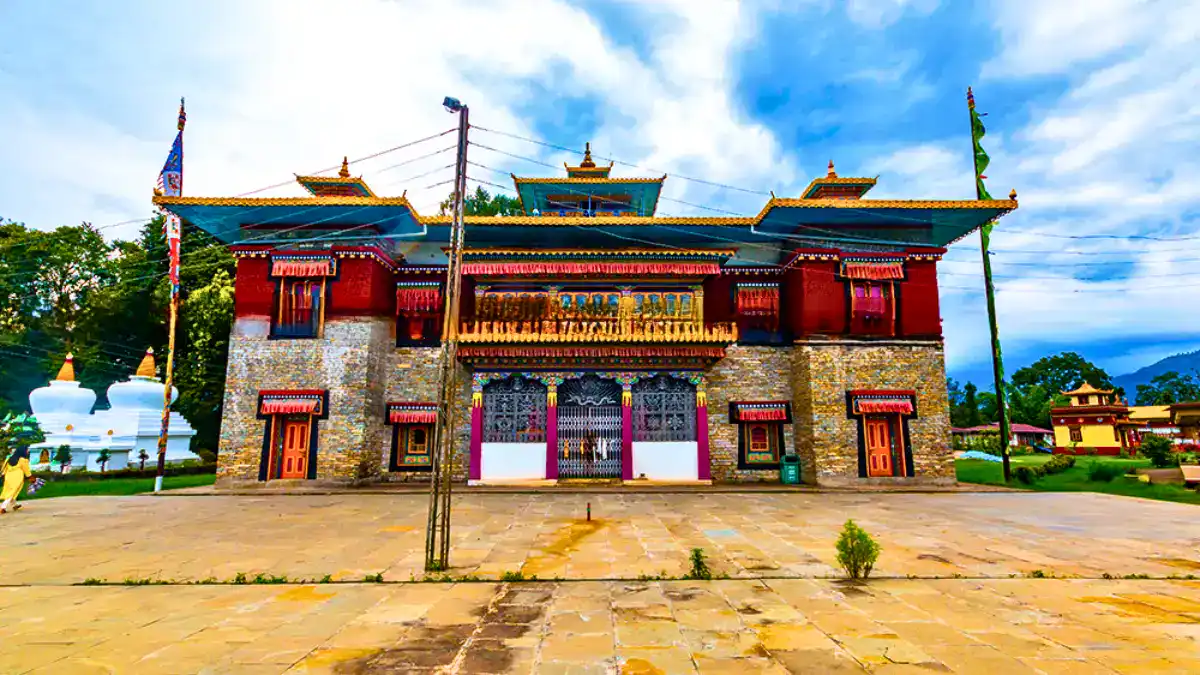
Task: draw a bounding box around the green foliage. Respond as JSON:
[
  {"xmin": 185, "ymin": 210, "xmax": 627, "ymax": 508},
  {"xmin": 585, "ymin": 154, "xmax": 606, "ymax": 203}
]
[
  {"xmin": 81, "ymin": 578, "xmax": 103, "ymax": 586},
  {"xmin": 440, "ymin": 186, "xmax": 523, "ymax": 216},
  {"xmin": 0, "ymin": 218, "xmax": 234, "ymax": 454},
  {"xmin": 232, "ymin": 572, "xmax": 248, "ymax": 585},
  {"xmin": 1043, "ymin": 454, "xmax": 1075, "ymax": 475},
  {"xmin": 53, "ymin": 444, "xmax": 72, "ymax": 468},
  {"xmin": 1013, "ymin": 465, "xmax": 1041, "ymax": 484},
  {"xmin": 835, "ymin": 520, "xmax": 880, "ymax": 580},
  {"xmin": 362, "ymin": 572, "xmax": 384, "ymax": 583},
  {"xmin": 97, "ymin": 447, "xmax": 111, "ymax": 471},
  {"xmin": 252, "ymin": 573, "xmax": 289, "ymax": 584},
  {"xmin": 949, "ymin": 380, "xmax": 983, "ymax": 428},
  {"xmin": 1087, "ymin": 462, "xmax": 1127, "ymax": 483},
  {"xmin": 686, "ymin": 548, "xmax": 712, "ymax": 580},
  {"xmin": 500, "ymin": 570, "xmax": 527, "ymax": 582},
  {"xmin": 138, "ymin": 449, "xmax": 149, "ymax": 470},
  {"xmin": 1, "ymin": 412, "xmax": 45, "ymax": 448},
  {"xmin": 1013, "ymin": 352, "xmax": 1114, "ymax": 397},
  {"xmin": 1140, "ymin": 435, "xmax": 1177, "ymax": 468},
  {"xmin": 1180, "ymin": 453, "xmax": 1198, "ymax": 465},
  {"xmin": 1136, "ymin": 370, "xmax": 1200, "ymax": 405}
]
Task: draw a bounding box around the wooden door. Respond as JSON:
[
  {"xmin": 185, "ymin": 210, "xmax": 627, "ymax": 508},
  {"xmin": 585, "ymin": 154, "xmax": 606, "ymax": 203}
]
[
  {"xmin": 865, "ymin": 418, "xmax": 893, "ymax": 477},
  {"xmin": 280, "ymin": 420, "xmax": 309, "ymax": 479}
]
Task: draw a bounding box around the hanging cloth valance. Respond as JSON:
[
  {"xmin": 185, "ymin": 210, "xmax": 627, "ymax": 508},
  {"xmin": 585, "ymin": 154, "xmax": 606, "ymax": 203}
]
[
  {"xmin": 272, "ymin": 258, "xmax": 334, "ymax": 277},
  {"xmin": 735, "ymin": 286, "xmax": 780, "ymax": 316},
  {"xmin": 261, "ymin": 398, "xmax": 320, "ymax": 415},
  {"xmin": 462, "ymin": 261, "xmax": 720, "ymax": 276},
  {"xmin": 397, "ymin": 286, "xmax": 442, "ymax": 314},
  {"xmin": 389, "ymin": 407, "xmax": 437, "ymax": 424},
  {"xmin": 843, "ymin": 261, "xmax": 904, "ymax": 280},
  {"xmin": 857, "ymin": 399, "xmax": 913, "ymax": 415},
  {"xmin": 730, "ymin": 401, "xmax": 791, "ymax": 423}
]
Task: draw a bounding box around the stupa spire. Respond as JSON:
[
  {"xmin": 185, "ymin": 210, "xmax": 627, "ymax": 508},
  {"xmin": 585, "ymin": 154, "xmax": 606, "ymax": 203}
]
[
  {"xmin": 136, "ymin": 347, "xmax": 157, "ymax": 379},
  {"xmin": 55, "ymin": 353, "xmax": 75, "ymax": 382},
  {"xmin": 580, "ymin": 142, "xmax": 596, "ymax": 168},
  {"xmin": 827, "ymin": 160, "xmax": 837, "ymax": 178},
  {"xmin": 338, "ymin": 156, "xmax": 351, "ymax": 178}
]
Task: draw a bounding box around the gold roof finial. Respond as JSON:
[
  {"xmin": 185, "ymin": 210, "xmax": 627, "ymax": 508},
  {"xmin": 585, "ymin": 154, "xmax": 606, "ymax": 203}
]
[
  {"xmin": 580, "ymin": 142, "xmax": 596, "ymax": 169},
  {"xmin": 136, "ymin": 347, "xmax": 156, "ymax": 378},
  {"xmin": 55, "ymin": 353, "xmax": 76, "ymax": 382},
  {"xmin": 827, "ymin": 160, "xmax": 837, "ymax": 178},
  {"xmin": 1009, "ymin": 188, "xmax": 1018, "ymax": 201},
  {"xmin": 339, "ymin": 156, "xmax": 351, "ymax": 178}
]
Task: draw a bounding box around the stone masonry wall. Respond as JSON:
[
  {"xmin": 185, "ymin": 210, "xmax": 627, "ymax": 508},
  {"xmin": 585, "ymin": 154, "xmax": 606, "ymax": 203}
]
[
  {"xmin": 791, "ymin": 339, "xmax": 954, "ymax": 487},
  {"xmin": 704, "ymin": 345, "xmax": 794, "ymax": 483},
  {"xmin": 382, "ymin": 347, "xmax": 472, "ymax": 483},
  {"xmin": 216, "ymin": 316, "xmax": 392, "ymax": 486}
]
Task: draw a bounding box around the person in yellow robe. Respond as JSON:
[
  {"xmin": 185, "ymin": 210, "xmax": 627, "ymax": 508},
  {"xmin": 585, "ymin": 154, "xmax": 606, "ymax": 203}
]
[{"xmin": 1, "ymin": 447, "xmax": 32, "ymax": 513}]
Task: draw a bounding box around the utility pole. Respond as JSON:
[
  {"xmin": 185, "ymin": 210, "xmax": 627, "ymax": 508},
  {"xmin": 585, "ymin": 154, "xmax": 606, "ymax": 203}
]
[
  {"xmin": 425, "ymin": 97, "xmax": 469, "ymax": 571},
  {"xmin": 968, "ymin": 87, "xmax": 1012, "ymax": 483}
]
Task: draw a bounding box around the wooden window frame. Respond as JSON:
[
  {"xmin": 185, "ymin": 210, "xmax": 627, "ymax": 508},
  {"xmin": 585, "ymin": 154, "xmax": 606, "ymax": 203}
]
[
  {"xmin": 390, "ymin": 423, "xmax": 434, "ymax": 472},
  {"xmin": 1069, "ymin": 426, "xmax": 1083, "ymax": 443},
  {"xmin": 271, "ymin": 278, "xmax": 326, "ymax": 339},
  {"xmin": 737, "ymin": 422, "xmax": 784, "ymax": 470}
]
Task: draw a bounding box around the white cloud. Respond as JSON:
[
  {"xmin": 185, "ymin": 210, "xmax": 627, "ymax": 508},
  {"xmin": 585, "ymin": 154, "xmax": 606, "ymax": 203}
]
[
  {"xmin": 846, "ymin": 0, "xmax": 939, "ymax": 28},
  {"xmin": 0, "ymin": 0, "xmax": 795, "ymax": 237}
]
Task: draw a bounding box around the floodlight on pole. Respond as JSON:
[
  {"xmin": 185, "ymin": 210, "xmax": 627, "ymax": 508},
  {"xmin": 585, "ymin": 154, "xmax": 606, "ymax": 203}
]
[{"xmin": 443, "ymin": 97, "xmax": 464, "ymax": 113}]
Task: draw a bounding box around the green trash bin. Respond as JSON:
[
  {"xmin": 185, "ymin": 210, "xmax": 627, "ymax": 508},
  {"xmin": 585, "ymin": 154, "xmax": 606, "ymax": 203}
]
[{"xmin": 780, "ymin": 454, "xmax": 801, "ymax": 485}]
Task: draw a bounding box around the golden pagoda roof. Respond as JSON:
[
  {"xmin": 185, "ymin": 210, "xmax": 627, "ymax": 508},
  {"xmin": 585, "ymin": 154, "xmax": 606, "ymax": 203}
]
[
  {"xmin": 294, "ymin": 156, "xmax": 377, "ymax": 198},
  {"xmin": 136, "ymin": 348, "xmax": 156, "ymax": 378},
  {"xmin": 565, "ymin": 142, "xmax": 614, "ymax": 178},
  {"xmin": 799, "ymin": 160, "xmax": 878, "ymax": 199},
  {"xmin": 55, "ymin": 353, "xmax": 75, "ymax": 382},
  {"xmin": 1062, "ymin": 382, "xmax": 1114, "ymax": 396},
  {"xmin": 1127, "ymin": 405, "xmax": 1171, "ymax": 422}
]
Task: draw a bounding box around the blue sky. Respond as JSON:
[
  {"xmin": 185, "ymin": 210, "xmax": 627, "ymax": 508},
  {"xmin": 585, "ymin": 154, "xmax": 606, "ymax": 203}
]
[{"xmin": 1, "ymin": 0, "xmax": 1198, "ymax": 384}]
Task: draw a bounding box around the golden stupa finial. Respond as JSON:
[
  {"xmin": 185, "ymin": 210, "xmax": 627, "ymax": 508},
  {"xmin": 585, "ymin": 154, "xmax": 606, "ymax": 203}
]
[
  {"xmin": 339, "ymin": 156, "xmax": 351, "ymax": 178},
  {"xmin": 580, "ymin": 142, "xmax": 596, "ymax": 169},
  {"xmin": 136, "ymin": 347, "xmax": 156, "ymax": 378},
  {"xmin": 1009, "ymin": 188, "xmax": 1018, "ymax": 201},
  {"xmin": 55, "ymin": 353, "xmax": 76, "ymax": 382},
  {"xmin": 827, "ymin": 160, "xmax": 837, "ymax": 178}
]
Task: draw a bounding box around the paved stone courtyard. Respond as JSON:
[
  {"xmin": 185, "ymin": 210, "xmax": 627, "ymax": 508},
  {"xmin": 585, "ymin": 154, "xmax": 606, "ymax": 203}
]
[{"xmin": 2, "ymin": 492, "xmax": 1199, "ymax": 673}]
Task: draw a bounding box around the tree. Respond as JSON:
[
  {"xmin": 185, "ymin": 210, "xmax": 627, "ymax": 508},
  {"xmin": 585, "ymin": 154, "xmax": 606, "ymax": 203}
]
[
  {"xmin": 1006, "ymin": 383, "xmax": 1054, "ymax": 429},
  {"xmin": 1012, "ymin": 352, "xmax": 1113, "ymax": 396},
  {"xmin": 954, "ymin": 382, "xmax": 983, "ymax": 427},
  {"xmin": 138, "ymin": 448, "xmax": 149, "ymax": 470},
  {"xmin": 174, "ymin": 268, "xmax": 235, "ymax": 455},
  {"xmin": 440, "ymin": 187, "xmax": 523, "ymax": 216},
  {"xmin": 1136, "ymin": 371, "xmax": 1200, "ymax": 405},
  {"xmin": 977, "ymin": 391, "xmax": 999, "ymax": 424},
  {"xmin": 97, "ymin": 447, "xmax": 111, "ymax": 472},
  {"xmin": 53, "ymin": 445, "xmax": 72, "ymax": 473}
]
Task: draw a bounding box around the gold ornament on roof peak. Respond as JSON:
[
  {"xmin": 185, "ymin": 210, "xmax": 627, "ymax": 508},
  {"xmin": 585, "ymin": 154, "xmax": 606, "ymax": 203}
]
[
  {"xmin": 339, "ymin": 157, "xmax": 351, "ymax": 178},
  {"xmin": 56, "ymin": 354, "xmax": 76, "ymax": 382},
  {"xmin": 136, "ymin": 347, "xmax": 156, "ymax": 378},
  {"xmin": 827, "ymin": 160, "xmax": 837, "ymax": 178},
  {"xmin": 580, "ymin": 142, "xmax": 596, "ymax": 169},
  {"xmin": 1009, "ymin": 188, "xmax": 1017, "ymax": 200}
]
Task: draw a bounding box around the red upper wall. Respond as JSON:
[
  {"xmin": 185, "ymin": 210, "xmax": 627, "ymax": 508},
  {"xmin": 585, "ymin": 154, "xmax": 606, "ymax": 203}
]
[
  {"xmin": 234, "ymin": 256, "xmax": 275, "ymax": 319},
  {"xmin": 897, "ymin": 259, "xmax": 942, "ymax": 337}
]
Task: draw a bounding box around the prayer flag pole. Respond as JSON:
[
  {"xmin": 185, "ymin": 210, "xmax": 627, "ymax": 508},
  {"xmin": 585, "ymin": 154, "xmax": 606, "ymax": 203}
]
[
  {"xmin": 967, "ymin": 87, "xmax": 1012, "ymax": 483},
  {"xmin": 154, "ymin": 98, "xmax": 186, "ymax": 493}
]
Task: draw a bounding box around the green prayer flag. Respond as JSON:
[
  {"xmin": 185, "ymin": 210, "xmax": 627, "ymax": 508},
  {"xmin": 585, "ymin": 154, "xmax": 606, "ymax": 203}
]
[{"xmin": 968, "ymin": 89, "xmax": 993, "ymax": 201}]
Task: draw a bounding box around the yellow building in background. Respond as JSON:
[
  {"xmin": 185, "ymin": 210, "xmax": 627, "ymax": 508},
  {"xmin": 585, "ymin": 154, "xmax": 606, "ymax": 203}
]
[{"xmin": 1050, "ymin": 383, "xmax": 1132, "ymax": 455}]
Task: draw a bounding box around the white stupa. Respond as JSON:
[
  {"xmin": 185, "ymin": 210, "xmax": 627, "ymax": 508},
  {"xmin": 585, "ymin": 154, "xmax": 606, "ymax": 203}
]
[{"xmin": 28, "ymin": 350, "xmax": 199, "ymax": 471}]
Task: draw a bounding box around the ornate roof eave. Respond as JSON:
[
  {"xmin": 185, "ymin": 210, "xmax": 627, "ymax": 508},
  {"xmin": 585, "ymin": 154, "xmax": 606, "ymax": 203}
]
[
  {"xmin": 153, "ymin": 195, "xmax": 414, "ymax": 208},
  {"xmin": 293, "ymin": 174, "xmax": 378, "ymax": 198},
  {"xmin": 800, "ymin": 176, "xmax": 878, "ymax": 199},
  {"xmin": 511, "ymin": 176, "xmax": 668, "ymax": 185}
]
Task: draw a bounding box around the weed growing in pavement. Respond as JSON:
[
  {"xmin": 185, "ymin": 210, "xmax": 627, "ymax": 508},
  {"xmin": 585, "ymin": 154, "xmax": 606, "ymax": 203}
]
[
  {"xmin": 501, "ymin": 570, "xmax": 526, "ymax": 582},
  {"xmin": 362, "ymin": 572, "xmax": 384, "ymax": 583},
  {"xmin": 81, "ymin": 578, "xmax": 102, "ymax": 586},
  {"xmin": 252, "ymin": 573, "xmax": 290, "ymax": 584},
  {"xmin": 835, "ymin": 520, "xmax": 880, "ymax": 580},
  {"xmin": 232, "ymin": 572, "xmax": 248, "ymax": 585},
  {"xmin": 1123, "ymin": 573, "xmax": 1150, "ymax": 580},
  {"xmin": 685, "ymin": 548, "xmax": 712, "ymax": 581},
  {"xmin": 319, "ymin": 574, "xmax": 333, "ymax": 584},
  {"xmin": 1027, "ymin": 569, "xmax": 1048, "ymax": 579}
]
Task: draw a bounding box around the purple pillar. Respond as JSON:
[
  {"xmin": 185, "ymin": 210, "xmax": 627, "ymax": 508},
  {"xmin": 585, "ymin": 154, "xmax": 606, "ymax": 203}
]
[
  {"xmin": 697, "ymin": 404, "xmax": 711, "ymax": 480},
  {"xmin": 621, "ymin": 400, "xmax": 633, "ymax": 481},
  {"xmin": 469, "ymin": 403, "xmax": 482, "ymax": 480},
  {"xmin": 546, "ymin": 404, "xmax": 559, "ymax": 480}
]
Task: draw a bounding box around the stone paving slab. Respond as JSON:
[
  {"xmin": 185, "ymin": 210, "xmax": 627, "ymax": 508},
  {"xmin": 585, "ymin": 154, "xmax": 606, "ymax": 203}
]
[
  {"xmin": 2, "ymin": 492, "xmax": 1198, "ymax": 585},
  {"xmin": 3, "ymin": 578, "xmax": 1200, "ymax": 674}
]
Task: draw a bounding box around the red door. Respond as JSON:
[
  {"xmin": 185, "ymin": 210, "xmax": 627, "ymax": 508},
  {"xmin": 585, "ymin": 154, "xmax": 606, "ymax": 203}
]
[
  {"xmin": 865, "ymin": 418, "xmax": 893, "ymax": 477},
  {"xmin": 280, "ymin": 420, "xmax": 309, "ymax": 479}
]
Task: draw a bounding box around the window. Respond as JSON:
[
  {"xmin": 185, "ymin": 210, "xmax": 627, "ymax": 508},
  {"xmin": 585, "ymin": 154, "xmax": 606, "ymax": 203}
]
[
  {"xmin": 735, "ymin": 284, "xmax": 780, "ymax": 339},
  {"xmin": 483, "ymin": 377, "xmax": 547, "ymax": 443},
  {"xmin": 740, "ymin": 423, "xmax": 783, "ymax": 468},
  {"xmin": 273, "ymin": 279, "xmax": 323, "ymax": 338},
  {"xmin": 632, "ymin": 375, "xmax": 696, "ymax": 442},
  {"xmin": 398, "ymin": 315, "xmax": 443, "ymax": 346},
  {"xmin": 1069, "ymin": 427, "xmax": 1083, "ymax": 443},
  {"xmin": 391, "ymin": 424, "xmax": 433, "ymax": 470},
  {"xmin": 852, "ymin": 282, "xmax": 887, "ymax": 320}
]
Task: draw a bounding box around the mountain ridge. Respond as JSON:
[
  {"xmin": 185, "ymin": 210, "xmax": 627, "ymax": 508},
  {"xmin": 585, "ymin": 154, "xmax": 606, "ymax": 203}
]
[{"xmin": 1113, "ymin": 350, "xmax": 1200, "ymax": 404}]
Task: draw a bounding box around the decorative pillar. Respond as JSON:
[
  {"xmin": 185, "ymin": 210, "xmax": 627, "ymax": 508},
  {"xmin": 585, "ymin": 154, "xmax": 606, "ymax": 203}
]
[
  {"xmin": 469, "ymin": 383, "xmax": 483, "ymax": 481},
  {"xmin": 621, "ymin": 384, "xmax": 633, "ymax": 481},
  {"xmin": 694, "ymin": 375, "xmax": 711, "ymax": 480},
  {"xmin": 693, "ymin": 285, "xmax": 704, "ymax": 326},
  {"xmin": 542, "ymin": 376, "xmax": 563, "ymax": 480}
]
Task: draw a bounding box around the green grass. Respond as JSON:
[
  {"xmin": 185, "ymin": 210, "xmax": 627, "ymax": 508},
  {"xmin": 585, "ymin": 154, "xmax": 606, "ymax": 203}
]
[
  {"xmin": 956, "ymin": 454, "xmax": 1200, "ymax": 505},
  {"xmin": 22, "ymin": 473, "xmax": 215, "ymax": 500}
]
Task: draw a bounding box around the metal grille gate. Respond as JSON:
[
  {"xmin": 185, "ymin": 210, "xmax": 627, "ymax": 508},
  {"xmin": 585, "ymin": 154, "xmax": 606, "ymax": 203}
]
[{"xmin": 557, "ymin": 376, "xmax": 623, "ymax": 478}]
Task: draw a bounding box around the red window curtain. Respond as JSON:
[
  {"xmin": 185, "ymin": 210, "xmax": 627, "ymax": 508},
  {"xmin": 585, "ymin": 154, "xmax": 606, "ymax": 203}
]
[
  {"xmin": 278, "ymin": 280, "xmax": 321, "ymax": 335},
  {"xmin": 271, "ymin": 258, "xmax": 333, "ymax": 277},
  {"xmin": 396, "ymin": 286, "xmax": 442, "ymax": 313},
  {"xmin": 736, "ymin": 286, "xmax": 780, "ymax": 332},
  {"xmin": 852, "ymin": 283, "xmax": 887, "ymax": 319}
]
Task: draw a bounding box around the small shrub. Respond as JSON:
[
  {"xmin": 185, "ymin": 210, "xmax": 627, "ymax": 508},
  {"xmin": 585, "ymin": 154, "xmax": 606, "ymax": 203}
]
[
  {"xmin": 362, "ymin": 572, "xmax": 384, "ymax": 583},
  {"xmin": 1043, "ymin": 454, "xmax": 1075, "ymax": 475},
  {"xmin": 232, "ymin": 572, "xmax": 248, "ymax": 585},
  {"xmin": 1087, "ymin": 461, "xmax": 1126, "ymax": 483},
  {"xmin": 252, "ymin": 573, "xmax": 289, "ymax": 584},
  {"xmin": 81, "ymin": 578, "xmax": 103, "ymax": 586},
  {"xmin": 835, "ymin": 520, "xmax": 880, "ymax": 580},
  {"xmin": 319, "ymin": 574, "xmax": 333, "ymax": 584},
  {"xmin": 1118, "ymin": 449, "xmax": 1130, "ymax": 459},
  {"xmin": 686, "ymin": 548, "xmax": 712, "ymax": 580},
  {"xmin": 1179, "ymin": 452, "xmax": 1198, "ymax": 466},
  {"xmin": 1027, "ymin": 569, "xmax": 1047, "ymax": 579},
  {"xmin": 1140, "ymin": 435, "xmax": 1177, "ymax": 468},
  {"xmin": 500, "ymin": 570, "xmax": 526, "ymax": 582},
  {"xmin": 1013, "ymin": 466, "xmax": 1040, "ymax": 484}
]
